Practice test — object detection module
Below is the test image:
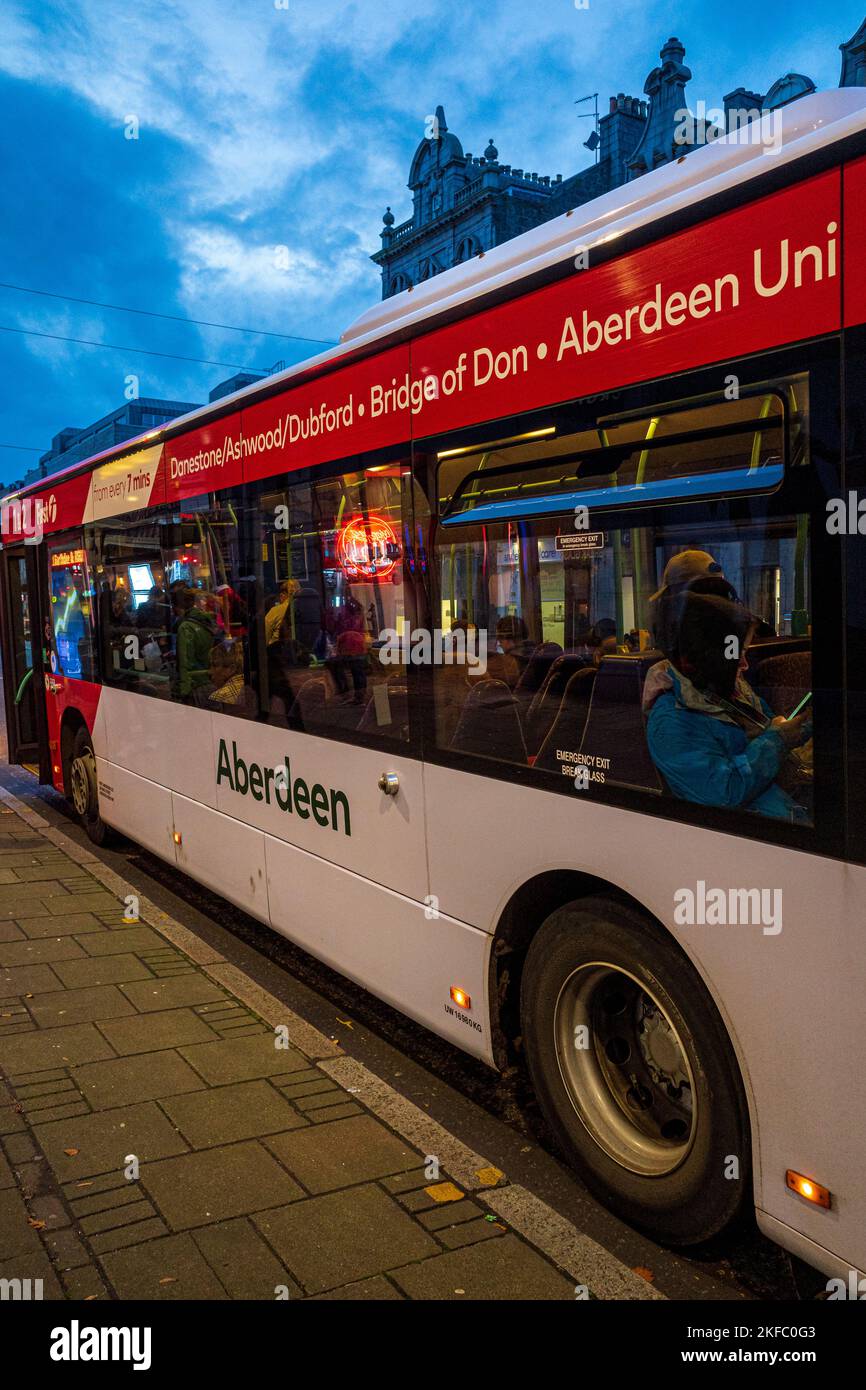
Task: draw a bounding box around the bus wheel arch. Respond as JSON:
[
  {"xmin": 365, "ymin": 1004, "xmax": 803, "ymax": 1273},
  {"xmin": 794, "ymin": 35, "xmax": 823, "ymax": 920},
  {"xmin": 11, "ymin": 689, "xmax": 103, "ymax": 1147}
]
[
  {"xmin": 490, "ymin": 872, "xmax": 753, "ymax": 1245},
  {"xmin": 59, "ymin": 709, "xmax": 89, "ymax": 801},
  {"xmin": 60, "ymin": 710, "xmax": 115, "ymax": 847}
]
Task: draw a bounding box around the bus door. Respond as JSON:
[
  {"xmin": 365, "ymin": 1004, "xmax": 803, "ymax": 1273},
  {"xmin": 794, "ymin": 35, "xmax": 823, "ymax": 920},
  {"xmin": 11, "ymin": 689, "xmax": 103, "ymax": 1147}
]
[{"xmin": 0, "ymin": 545, "xmax": 50, "ymax": 777}]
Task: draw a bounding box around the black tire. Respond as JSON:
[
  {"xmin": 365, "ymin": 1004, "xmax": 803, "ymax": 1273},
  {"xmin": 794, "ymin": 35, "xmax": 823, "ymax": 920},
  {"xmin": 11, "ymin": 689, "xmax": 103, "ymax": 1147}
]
[
  {"xmin": 68, "ymin": 727, "xmax": 116, "ymax": 847},
  {"xmin": 521, "ymin": 895, "xmax": 750, "ymax": 1245}
]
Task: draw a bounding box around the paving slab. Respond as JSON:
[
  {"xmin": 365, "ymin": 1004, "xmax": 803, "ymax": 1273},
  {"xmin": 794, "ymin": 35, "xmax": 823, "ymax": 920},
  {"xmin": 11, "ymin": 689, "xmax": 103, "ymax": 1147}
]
[
  {"xmin": 80, "ymin": 928, "xmax": 172, "ymax": 957},
  {"xmin": 1, "ymin": 1022, "xmax": 116, "ymax": 1074},
  {"xmin": 141, "ymin": 1141, "xmax": 302, "ymax": 1229},
  {"xmin": 96, "ymin": 1008, "xmax": 220, "ymax": 1056},
  {"xmin": 0, "ymin": 1186, "xmax": 46, "ymax": 1260},
  {"xmin": 263, "ymin": 1114, "xmax": 420, "ymax": 1195},
  {"xmin": 179, "ymin": 1032, "xmax": 308, "ymax": 1084},
  {"xmin": 47, "ymin": 894, "xmax": 118, "ymax": 915},
  {"xmin": 120, "ymin": 976, "xmax": 227, "ymax": 1013},
  {"xmin": 161, "ymin": 1079, "xmax": 306, "ymax": 1148},
  {"xmin": 0, "ymin": 1247, "xmax": 65, "ymax": 1299},
  {"xmin": 34, "ymin": 1101, "xmax": 190, "ymax": 1179},
  {"xmin": 28, "ymin": 984, "xmax": 137, "ymax": 1028},
  {"xmin": 388, "ymin": 1233, "xmax": 575, "ymax": 1300},
  {"xmin": 0, "ymin": 963, "xmax": 64, "ymax": 996},
  {"xmin": 254, "ymin": 1183, "xmax": 439, "ymax": 1295},
  {"xmin": 0, "ymin": 938, "xmax": 87, "ymax": 966},
  {"xmin": 100, "ymin": 1232, "xmax": 229, "ymax": 1299},
  {"xmin": 20, "ymin": 913, "xmax": 104, "ymax": 937},
  {"xmin": 312, "ymin": 1275, "xmax": 404, "ymax": 1300},
  {"xmin": 71, "ymin": 1051, "xmax": 205, "ymax": 1110},
  {"xmin": 192, "ymin": 1217, "xmax": 302, "ymax": 1299},
  {"xmin": 50, "ymin": 954, "xmax": 155, "ymax": 989}
]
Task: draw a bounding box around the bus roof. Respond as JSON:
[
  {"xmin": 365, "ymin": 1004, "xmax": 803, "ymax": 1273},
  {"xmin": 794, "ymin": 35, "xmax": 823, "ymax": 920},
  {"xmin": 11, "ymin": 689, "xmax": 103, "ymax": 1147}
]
[{"xmin": 9, "ymin": 87, "xmax": 866, "ymax": 504}]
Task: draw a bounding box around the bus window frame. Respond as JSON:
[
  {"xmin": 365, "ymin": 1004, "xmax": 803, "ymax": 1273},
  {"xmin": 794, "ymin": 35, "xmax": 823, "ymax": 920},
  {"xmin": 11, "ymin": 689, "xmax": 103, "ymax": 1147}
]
[{"xmin": 412, "ymin": 337, "xmax": 845, "ymax": 864}]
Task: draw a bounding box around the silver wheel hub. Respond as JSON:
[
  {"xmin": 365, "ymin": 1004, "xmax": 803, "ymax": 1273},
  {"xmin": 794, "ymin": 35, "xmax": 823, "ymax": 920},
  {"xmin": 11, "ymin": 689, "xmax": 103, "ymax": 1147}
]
[
  {"xmin": 70, "ymin": 752, "xmax": 94, "ymax": 818},
  {"xmin": 554, "ymin": 961, "xmax": 697, "ymax": 1177}
]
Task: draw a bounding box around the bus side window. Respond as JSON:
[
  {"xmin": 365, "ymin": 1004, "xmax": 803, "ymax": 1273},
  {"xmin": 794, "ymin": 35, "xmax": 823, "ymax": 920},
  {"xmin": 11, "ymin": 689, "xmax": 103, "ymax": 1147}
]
[
  {"xmin": 258, "ymin": 464, "xmax": 410, "ymax": 743},
  {"xmin": 47, "ymin": 539, "xmax": 95, "ymax": 682},
  {"xmin": 160, "ymin": 496, "xmax": 258, "ymax": 719}
]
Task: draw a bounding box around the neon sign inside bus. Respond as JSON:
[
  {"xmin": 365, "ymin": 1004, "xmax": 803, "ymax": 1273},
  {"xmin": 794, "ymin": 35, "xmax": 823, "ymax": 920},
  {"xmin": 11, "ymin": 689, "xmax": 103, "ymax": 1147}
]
[{"xmin": 336, "ymin": 514, "xmax": 401, "ymax": 580}]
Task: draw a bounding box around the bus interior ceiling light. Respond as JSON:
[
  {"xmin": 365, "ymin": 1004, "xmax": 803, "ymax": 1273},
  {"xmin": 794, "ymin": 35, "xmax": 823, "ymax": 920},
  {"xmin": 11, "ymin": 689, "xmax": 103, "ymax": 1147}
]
[{"xmin": 437, "ymin": 426, "xmax": 556, "ymax": 459}]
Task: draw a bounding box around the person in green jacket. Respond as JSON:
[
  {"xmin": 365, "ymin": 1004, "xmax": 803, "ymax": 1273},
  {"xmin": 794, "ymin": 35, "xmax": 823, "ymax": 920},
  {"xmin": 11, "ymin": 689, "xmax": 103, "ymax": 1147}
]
[{"xmin": 171, "ymin": 582, "xmax": 217, "ymax": 699}]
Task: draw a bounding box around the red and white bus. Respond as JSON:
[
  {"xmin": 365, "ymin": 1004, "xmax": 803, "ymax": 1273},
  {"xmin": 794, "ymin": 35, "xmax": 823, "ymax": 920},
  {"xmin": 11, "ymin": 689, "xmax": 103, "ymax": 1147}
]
[{"xmin": 3, "ymin": 89, "xmax": 866, "ymax": 1280}]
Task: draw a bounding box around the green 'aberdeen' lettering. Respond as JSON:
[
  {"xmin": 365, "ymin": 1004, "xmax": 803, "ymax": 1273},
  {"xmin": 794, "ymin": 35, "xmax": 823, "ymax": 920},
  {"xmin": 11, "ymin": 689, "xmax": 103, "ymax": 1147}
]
[{"xmin": 216, "ymin": 739, "xmax": 351, "ymax": 836}]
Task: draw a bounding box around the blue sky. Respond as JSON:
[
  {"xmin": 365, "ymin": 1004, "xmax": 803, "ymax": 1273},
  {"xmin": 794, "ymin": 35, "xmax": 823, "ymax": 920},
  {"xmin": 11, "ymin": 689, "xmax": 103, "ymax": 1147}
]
[{"xmin": 1, "ymin": 0, "xmax": 863, "ymax": 487}]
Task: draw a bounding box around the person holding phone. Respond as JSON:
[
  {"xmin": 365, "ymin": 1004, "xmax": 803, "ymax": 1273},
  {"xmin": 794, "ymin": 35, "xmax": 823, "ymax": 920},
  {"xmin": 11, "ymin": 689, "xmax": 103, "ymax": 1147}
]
[{"xmin": 644, "ymin": 592, "xmax": 812, "ymax": 823}]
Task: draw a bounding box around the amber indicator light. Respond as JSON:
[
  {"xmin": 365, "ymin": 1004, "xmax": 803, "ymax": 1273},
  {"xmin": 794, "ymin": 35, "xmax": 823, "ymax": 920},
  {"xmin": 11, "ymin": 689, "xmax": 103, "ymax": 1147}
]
[{"xmin": 786, "ymin": 1170, "xmax": 830, "ymax": 1209}]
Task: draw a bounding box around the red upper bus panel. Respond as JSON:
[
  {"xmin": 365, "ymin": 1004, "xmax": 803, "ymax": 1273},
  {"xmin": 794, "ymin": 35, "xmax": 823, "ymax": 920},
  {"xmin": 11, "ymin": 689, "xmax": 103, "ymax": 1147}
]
[
  {"xmin": 843, "ymin": 155, "xmax": 866, "ymax": 329},
  {"xmin": 409, "ymin": 168, "xmax": 842, "ymax": 437}
]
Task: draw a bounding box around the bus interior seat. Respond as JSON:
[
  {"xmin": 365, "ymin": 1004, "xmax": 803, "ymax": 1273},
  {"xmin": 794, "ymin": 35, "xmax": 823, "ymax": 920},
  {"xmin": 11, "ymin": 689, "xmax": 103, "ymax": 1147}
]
[
  {"xmin": 287, "ymin": 675, "xmax": 330, "ymax": 730},
  {"xmin": 577, "ymin": 653, "xmax": 665, "ymax": 793},
  {"xmin": 525, "ymin": 652, "xmax": 595, "ymax": 755},
  {"xmin": 513, "ymin": 643, "xmax": 563, "ymax": 701},
  {"xmin": 357, "ymin": 675, "xmax": 409, "ymax": 736},
  {"xmin": 434, "ymin": 665, "xmax": 474, "ymax": 744},
  {"xmin": 450, "ymin": 677, "xmax": 527, "ymax": 763},
  {"xmin": 532, "ymin": 666, "xmax": 599, "ymax": 772},
  {"xmin": 751, "ymin": 650, "xmax": 811, "ymax": 717}
]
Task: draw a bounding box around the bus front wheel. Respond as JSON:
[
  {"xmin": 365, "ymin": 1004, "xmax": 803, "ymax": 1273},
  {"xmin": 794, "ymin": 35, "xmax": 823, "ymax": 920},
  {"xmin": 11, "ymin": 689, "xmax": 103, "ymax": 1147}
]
[
  {"xmin": 69, "ymin": 728, "xmax": 115, "ymax": 847},
  {"xmin": 520, "ymin": 896, "xmax": 750, "ymax": 1246}
]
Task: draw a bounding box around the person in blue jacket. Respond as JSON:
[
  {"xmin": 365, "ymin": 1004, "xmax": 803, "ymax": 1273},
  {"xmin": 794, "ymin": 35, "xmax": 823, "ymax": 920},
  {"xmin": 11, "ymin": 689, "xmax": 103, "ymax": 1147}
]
[{"xmin": 643, "ymin": 591, "xmax": 811, "ymax": 823}]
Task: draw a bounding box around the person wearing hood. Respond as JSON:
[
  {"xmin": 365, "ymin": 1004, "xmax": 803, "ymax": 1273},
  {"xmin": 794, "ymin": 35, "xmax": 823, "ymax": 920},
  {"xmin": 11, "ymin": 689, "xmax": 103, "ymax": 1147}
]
[
  {"xmin": 171, "ymin": 582, "xmax": 217, "ymax": 699},
  {"xmin": 644, "ymin": 591, "xmax": 811, "ymax": 823},
  {"xmin": 649, "ymin": 549, "xmax": 737, "ymax": 658}
]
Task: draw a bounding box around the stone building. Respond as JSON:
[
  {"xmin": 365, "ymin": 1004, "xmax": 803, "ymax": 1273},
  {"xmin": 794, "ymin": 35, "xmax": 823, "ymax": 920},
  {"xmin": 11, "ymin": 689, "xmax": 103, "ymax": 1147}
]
[{"xmin": 372, "ymin": 19, "xmax": 866, "ymax": 300}]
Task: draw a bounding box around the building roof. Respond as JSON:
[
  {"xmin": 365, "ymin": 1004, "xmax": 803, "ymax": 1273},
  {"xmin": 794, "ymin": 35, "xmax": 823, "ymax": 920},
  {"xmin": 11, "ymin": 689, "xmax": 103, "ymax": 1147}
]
[{"xmin": 342, "ymin": 87, "xmax": 866, "ymax": 346}]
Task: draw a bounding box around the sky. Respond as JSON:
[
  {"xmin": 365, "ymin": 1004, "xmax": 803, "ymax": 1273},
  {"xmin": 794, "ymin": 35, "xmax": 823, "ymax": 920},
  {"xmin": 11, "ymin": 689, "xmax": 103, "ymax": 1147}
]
[{"xmin": 0, "ymin": 0, "xmax": 864, "ymax": 488}]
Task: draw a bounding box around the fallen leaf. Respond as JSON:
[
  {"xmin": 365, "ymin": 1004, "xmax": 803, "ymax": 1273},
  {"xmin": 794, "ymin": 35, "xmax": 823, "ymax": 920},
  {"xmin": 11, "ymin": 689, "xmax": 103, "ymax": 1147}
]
[
  {"xmin": 335, "ymin": 1018, "xmax": 353, "ymax": 1029},
  {"xmin": 632, "ymin": 1266, "xmax": 655, "ymax": 1283},
  {"xmin": 84, "ymin": 1294, "xmax": 99, "ymax": 1301},
  {"xmin": 76, "ymin": 1181, "xmax": 92, "ymax": 1189},
  {"xmin": 28, "ymin": 1218, "xmax": 46, "ymax": 1230},
  {"xmin": 63, "ymin": 1147, "xmax": 79, "ymax": 1157},
  {"xmin": 158, "ymin": 1277, "xmax": 177, "ymax": 1285}
]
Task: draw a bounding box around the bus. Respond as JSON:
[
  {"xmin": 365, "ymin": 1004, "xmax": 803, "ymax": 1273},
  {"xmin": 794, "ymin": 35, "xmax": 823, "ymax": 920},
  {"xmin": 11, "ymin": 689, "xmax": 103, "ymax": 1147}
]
[{"xmin": 3, "ymin": 87, "xmax": 866, "ymax": 1284}]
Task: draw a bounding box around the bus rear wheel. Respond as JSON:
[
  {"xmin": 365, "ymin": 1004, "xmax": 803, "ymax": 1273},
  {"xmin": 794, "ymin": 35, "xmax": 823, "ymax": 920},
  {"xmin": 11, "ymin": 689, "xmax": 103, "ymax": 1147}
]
[
  {"xmin": 520, "ymin": 896, "xmax": 750, "ymax": 1245},
  {"xmin": 69, "ymin": 727, "xmax": 115, "ymax": 847}
]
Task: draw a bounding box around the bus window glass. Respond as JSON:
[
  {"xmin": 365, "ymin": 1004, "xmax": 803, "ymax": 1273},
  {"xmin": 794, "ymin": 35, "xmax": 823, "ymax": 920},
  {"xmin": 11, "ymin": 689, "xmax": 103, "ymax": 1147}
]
[
  {"xmin": 87, "ymin": 498, "xmax": 258, "ymax": 718},
  {"xmin": 47, "ymin": 540, "xmax": 95, "ymax": 681},
  {"xmin": 434, "ymin": 511, "xmax": 813, "ymax": 828},
  {"xmin": 259, "ymin": 461, "xmax": 410, "ymax": 742}
]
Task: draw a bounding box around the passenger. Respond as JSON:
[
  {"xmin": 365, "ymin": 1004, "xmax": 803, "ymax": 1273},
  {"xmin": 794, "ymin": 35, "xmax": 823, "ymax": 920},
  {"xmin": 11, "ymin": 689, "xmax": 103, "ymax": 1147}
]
[
  {"xmin": 136, "ymin": 585, "xmax": 170, "ymax": 633},
  {"xmin": 649, "ymin": 550, "xmax": 737, "ymax": 659},
  {"xmin": 644, "ymin": 592, "xmax": 811, "ymax": 823},
  {"xmin": 194, "ymin": 640, "xmax": 255, "ymax": 717},
  {"xmin": 265, "ymin": 579, "xmax": 301, "ymax": 646},
  {"xmin": 590, "ymin": 618, "xmax": 618, "ymax": 663},
  {"xmin": 495, "ymin": 615, "xmax": 533, "ymax": 659},
  {"xmin": 171, "ymin": 581, "xmax": 217, "ymax": 699}
]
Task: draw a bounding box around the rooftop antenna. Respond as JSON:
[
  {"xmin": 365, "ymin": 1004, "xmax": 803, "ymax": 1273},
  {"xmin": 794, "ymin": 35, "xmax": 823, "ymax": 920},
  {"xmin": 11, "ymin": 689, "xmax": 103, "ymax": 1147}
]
[{"xmin": 575, "ymin": 92, "xmax": 600, "ymax": 162}]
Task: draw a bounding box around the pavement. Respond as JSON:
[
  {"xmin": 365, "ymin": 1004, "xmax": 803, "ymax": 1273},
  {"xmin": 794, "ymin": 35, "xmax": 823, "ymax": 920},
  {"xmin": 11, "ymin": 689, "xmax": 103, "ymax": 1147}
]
[{"xmin": 0, "ymin": 780, "xmax": 671, "ymax": 1302}]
